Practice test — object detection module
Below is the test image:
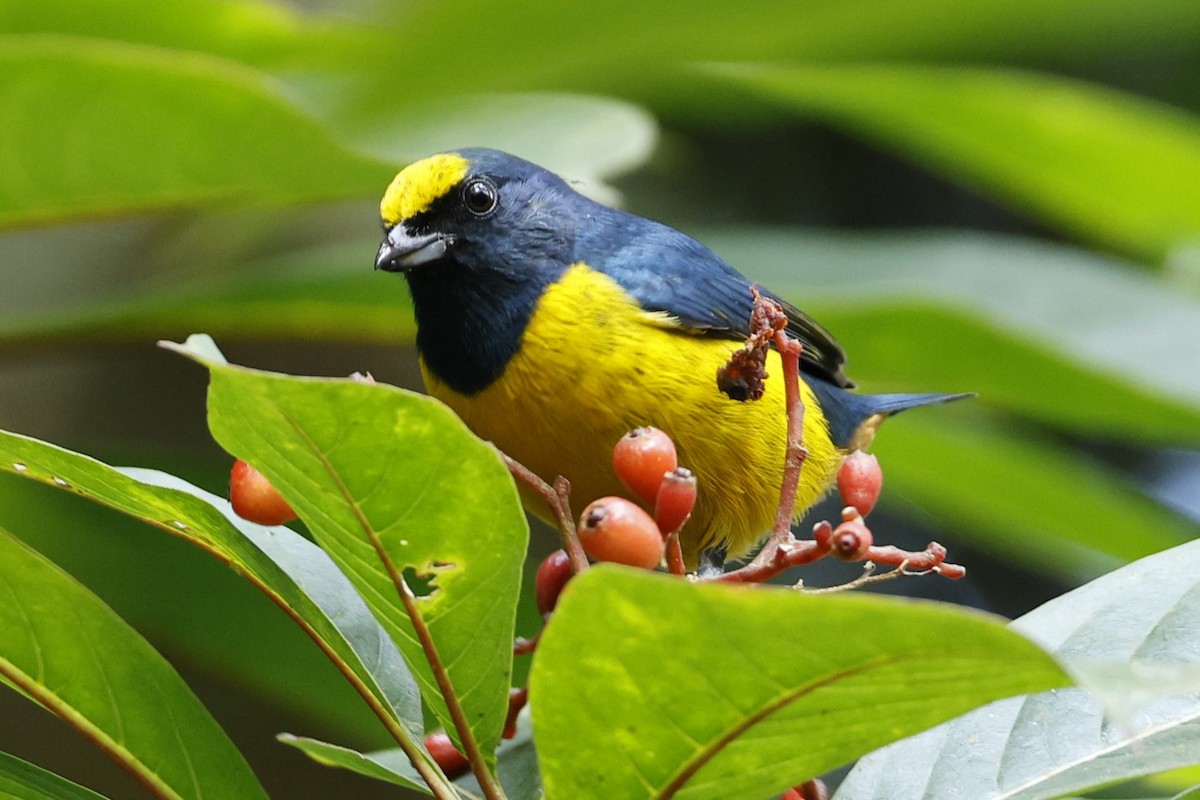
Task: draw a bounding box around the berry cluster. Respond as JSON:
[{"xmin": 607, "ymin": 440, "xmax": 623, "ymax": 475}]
[
  {"xmin": 214, "ymin": 298, "xmax": 962, "ymax": 795},
  {"xmin": 574, "ymin": 427, "xmax": 698, "ymax": 570}
]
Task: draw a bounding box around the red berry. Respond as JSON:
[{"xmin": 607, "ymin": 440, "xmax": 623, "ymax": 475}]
[
  {"xmin": 654, "ymin": 467, "xmax": 697, "ymax": 535},
  {"xmin": 831, "ymin": 512, "xmax": 873, "ymax": 561},
  {"xmin": 423, "ymin": 732, "xmax": 469, "ymax": 778},
  {"xmin": 613, "ymin": 427, "xmax": 678, "ymax": 505},
  {"xmin": 781, "ymin": 791, "xmax": 804, "ymax": 800},
  {"xmin": 229, "ymin": 459, "xmax": 296, "ymax": 526},
  {"xmin": 577, "ymin": 497, "xmax": 665, "ymax": 569},
  {"xmin": 837, "ymin": 450, "xmax": 882, "ymax": 517},
  {"xmin": 535, "ymin": 549, "xmax": 573, "ymax": 616}
]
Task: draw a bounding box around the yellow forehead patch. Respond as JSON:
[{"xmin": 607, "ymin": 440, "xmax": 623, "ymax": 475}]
[{"xmin": 380, "ymin": 153, "xmax": 471, "ymax": 226}]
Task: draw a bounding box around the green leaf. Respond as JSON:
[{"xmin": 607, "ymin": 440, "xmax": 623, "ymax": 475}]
[
  {"xmin": 0, "ymin": 431, "xmax": 426, "ymax": 755},
  {"xmin": 170, "ymin": 337, "xmax": 529, "ymax": 760},
  {"xmin": 707, "ymin": 64, "xmax": 1200, "ymax": 261},
  {"xmin": 0, "ymin": 525, "xmax": 268, "ymax": 800},
  {"xmin": 0, "ymin": 751, "xmax": 109, "ymax": 800},
  {"xmin": 276, "ymin": 735, "xmax": 433, "ymax": 795},
  {"xmin": 836, "ymin": 537, "xmax": 1200, "ymax": 800},
  {"xmin": 531, "ymin": 567, "xmax": 1068, "ymax": 800},
  {"xmin": 283, "ymin": 707, "xmax": 540, "ymax": 800},
  {"xmin": 0, "ymin": 35, "xmax": 390, "ymax": 229}
]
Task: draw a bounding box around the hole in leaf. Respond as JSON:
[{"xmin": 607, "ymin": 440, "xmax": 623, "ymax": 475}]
[{"xmin": 402, "ymin": 566, "xmax": 438, "ymax": 599}]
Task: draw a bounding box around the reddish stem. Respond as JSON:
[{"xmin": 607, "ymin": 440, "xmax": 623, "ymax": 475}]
[
  {"xmin": 499, "ymin": 451, "xmax": 589, "ymax": 575},
  {"xmin": 767, "ymin": 330, "xmax": 808, "ymax": 548},
  {"xmin": 709, "ymin": 330, "xmax": 808, "ymax": 581},
  {"xmin": 503, "ymin": 687, "xmax": 528, "ymax": 740},
  {"xmin": 513, "ymin": 631, "xmax": 540, "ymax": 656},
  {"xmin": 665, "ymin": 532, "xmax": 686, "ymax": 576}
]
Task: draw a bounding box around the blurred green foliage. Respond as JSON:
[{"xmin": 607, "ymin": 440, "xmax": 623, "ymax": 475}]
[{"xmin": 0, "ymin": 1, "xmax": 1198, "ymax": 797}]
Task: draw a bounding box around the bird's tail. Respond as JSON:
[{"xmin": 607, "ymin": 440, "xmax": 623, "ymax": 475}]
[{"xmin": 808, "ymin": 380, "xmax": 973, "ymax": 450}]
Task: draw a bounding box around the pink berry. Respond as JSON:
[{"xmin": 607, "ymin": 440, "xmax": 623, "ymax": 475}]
[{"xmin": 837, "ymin": 450, "xmax": 882, "ymax": 517}]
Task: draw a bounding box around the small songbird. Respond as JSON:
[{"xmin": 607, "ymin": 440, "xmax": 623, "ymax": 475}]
[{"xmin": 375, "ymin": 149, "xmax": 965, "ymax": 570}]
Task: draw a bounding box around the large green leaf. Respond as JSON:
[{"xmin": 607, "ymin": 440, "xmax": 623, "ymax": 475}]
[
  {"xmin": 171, "ymin": 337, "xmax": 529, "ymax": 760},
  {"xmin": 531, "ymin": 567, "xmax": 1068, "ymax": 800},
  {"xmin": 0, "ymin": 751, "xmax": 110, "ymax": 800},
  {"xmin": 707, "ymin": 65, "xmax": 1200, "ymax": 261},
  {"xmin": 836, "ymin": 537, "xmax": 1200, "ymax": 799},
  {"xmin": 0, "ymin": 431, "xmax": 428, "ymax": 760},
  {"xmin": 0, "ymin": 526, "xmax": 268, "ymax": 800},
  {"xmin": 0, "ymin": 35, "xmax": 390, "ymax": 229}
]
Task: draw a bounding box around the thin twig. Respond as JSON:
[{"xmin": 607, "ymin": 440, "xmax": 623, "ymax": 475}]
[
  {"xmin": 665, "ymin": 532, "xmax": 686, "ymax": 576},
  {"xmin": 766, "ymin": 329, "xmax": 808, "ymax": 549},
  {"xmin": 710, "ymin": 323, "xmax": 809, "ymax": 582},
  {"xmin": 499, "ymin": 451, "xmax": 589, "ymax": 574},
  {"xmin": 370, "ymin": 541, "xmax": 507, "ymax": 800},
  {"xmin": 281, "ymin": 420, "xmax": 492, "ymax": 799}
]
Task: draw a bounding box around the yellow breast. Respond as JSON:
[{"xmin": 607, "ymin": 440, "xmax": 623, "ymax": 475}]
[{"xmin": 421, "ymin": 264, "xmax": 841, "ymax": 564}]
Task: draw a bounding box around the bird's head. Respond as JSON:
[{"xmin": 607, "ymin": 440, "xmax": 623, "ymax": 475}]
[{"xmin": 374, "ymin": 148, "xmax": 576, "ymax": 277}]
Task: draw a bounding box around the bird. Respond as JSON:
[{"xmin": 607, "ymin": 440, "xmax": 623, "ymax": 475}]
[{"xmin": 375, "ymin": 148, "xmax": 966, "ymax": 571}]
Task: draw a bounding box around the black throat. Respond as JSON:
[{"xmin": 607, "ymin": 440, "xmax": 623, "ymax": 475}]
[{"xmin": 404, "ymin": 260, "xmax": 559, "ymax": 396}]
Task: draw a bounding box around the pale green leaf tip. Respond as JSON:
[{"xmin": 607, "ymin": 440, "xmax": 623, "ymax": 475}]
[{"xmin": 158, "ymin": 333, "xmax": 228, "ymax": 365}]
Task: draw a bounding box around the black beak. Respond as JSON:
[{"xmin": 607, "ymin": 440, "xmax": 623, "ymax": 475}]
[{"xmin": 374, "ymin": 227, "xmax": 455, "ymax": 272}]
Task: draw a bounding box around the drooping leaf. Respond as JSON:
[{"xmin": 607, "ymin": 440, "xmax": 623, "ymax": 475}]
[
  {"xmin": 169, "ymin": 336, "xmax": 528, "ymax": 760},
  {"xmin": 282, "ymin": 707, "xmax": 541, "ymax": 800},
  {"xmin": 836, "ymin": 537, "xmax": 1200, "ymax": 800},
  {"xmin": 0, "ymin": 525, "xmax": 269, "ymax": 800},
  {"xmin": 276, "ymin": 735, "xmax": 433, "ymax": 796},
  {"xmin": 0, "ymin": 431, "xmax": 427, "ymax": 755},
  {"xmin": 532, "ymin": 566, "xmax": 1068, "ymax": 800}
]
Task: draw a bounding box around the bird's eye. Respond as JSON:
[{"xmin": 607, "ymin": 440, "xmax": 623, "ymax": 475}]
[{"xmin": 462, "ymin": 179, "xmax": 498, "ymax": 216}]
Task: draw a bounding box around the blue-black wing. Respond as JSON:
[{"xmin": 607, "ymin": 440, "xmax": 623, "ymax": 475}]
[{"xmin": 578, "ymin": 212, "xmax": 852, "ymax": 388}]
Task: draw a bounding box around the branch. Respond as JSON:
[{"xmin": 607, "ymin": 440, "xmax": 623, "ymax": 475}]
[{"xmin": 499, "ymin": 451, "xmax": 589, "ymax": 575}]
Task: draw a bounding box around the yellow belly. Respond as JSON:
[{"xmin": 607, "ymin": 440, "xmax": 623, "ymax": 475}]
[{"xmin": 421, "ymin": 264, "xmax": 842, "ymax": 564}]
